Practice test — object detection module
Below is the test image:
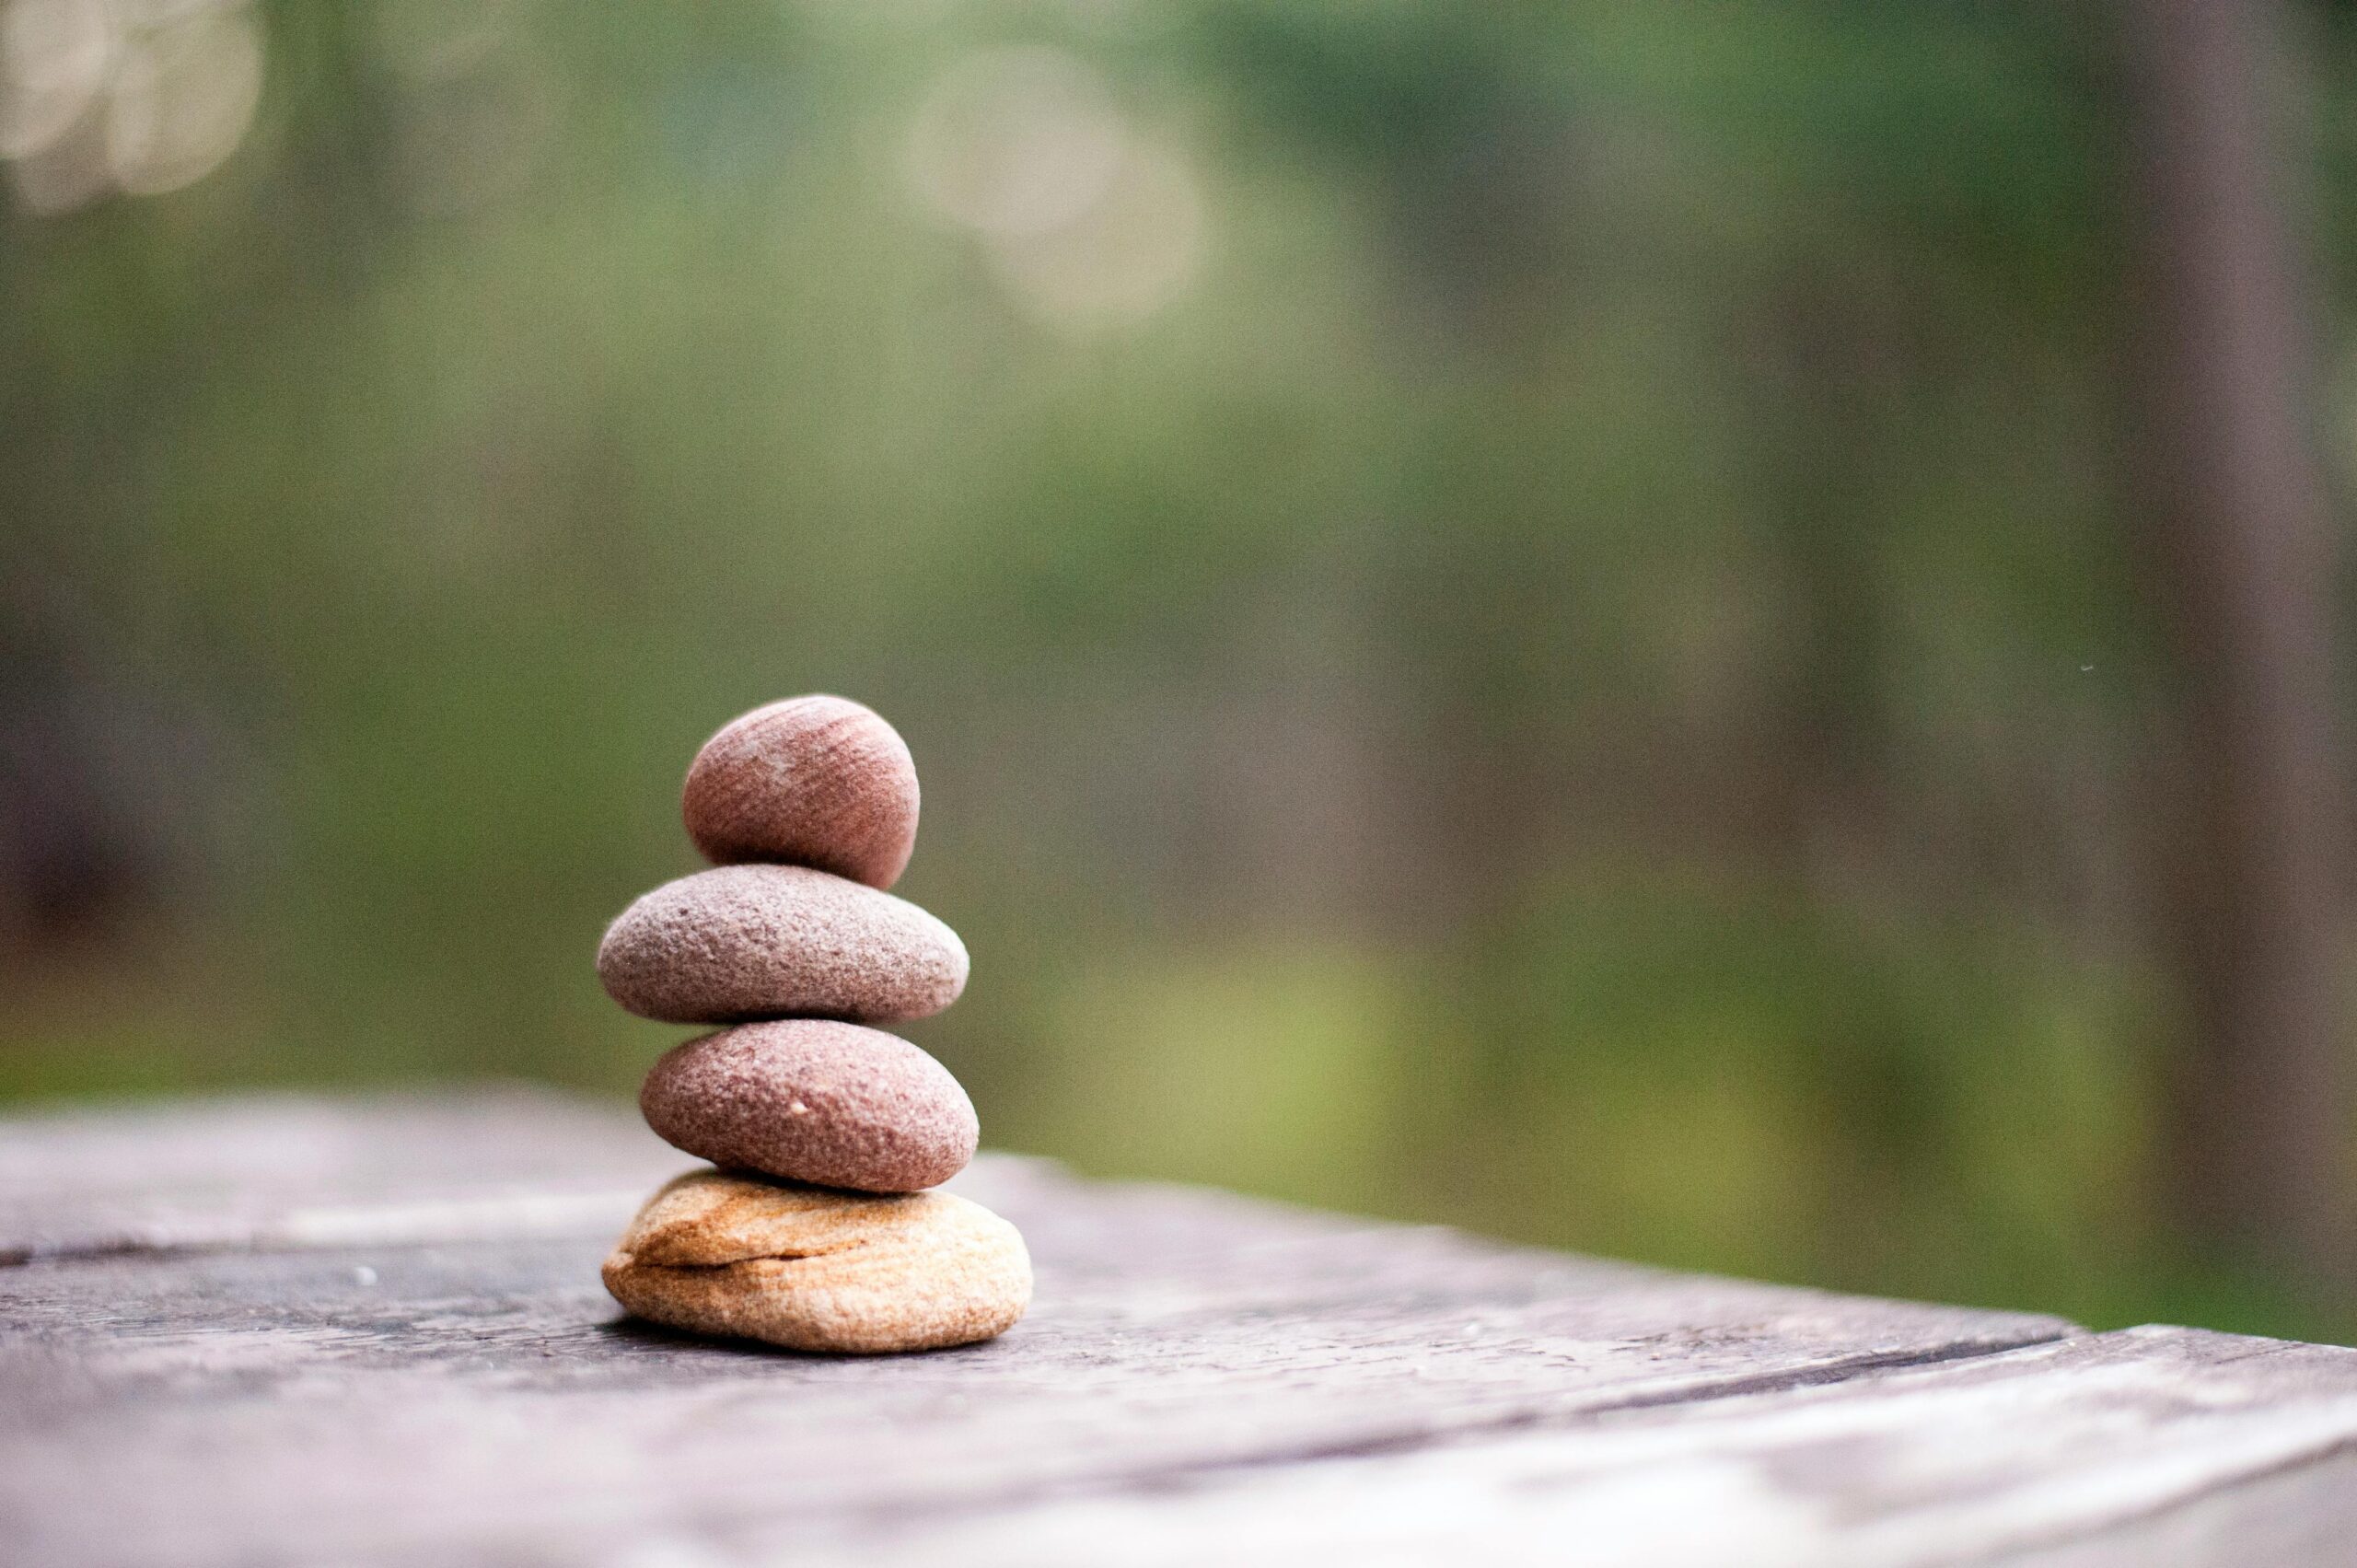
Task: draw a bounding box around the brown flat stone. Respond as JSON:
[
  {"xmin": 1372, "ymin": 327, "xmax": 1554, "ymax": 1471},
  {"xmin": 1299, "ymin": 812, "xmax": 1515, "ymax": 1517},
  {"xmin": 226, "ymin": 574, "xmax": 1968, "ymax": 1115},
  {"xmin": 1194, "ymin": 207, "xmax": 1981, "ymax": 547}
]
[{"xmin": 601, "ymin": 1168, "xmax": 1031, "ymax": 1353}]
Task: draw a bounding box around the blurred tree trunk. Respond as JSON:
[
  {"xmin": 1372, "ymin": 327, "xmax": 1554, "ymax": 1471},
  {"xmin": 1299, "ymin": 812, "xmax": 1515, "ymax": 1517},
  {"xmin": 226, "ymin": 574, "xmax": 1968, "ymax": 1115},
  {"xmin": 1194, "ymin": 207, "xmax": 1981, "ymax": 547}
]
[{"xmin": 2121, "ymin": 0, "xmax": 2351, "ymax": 1276}]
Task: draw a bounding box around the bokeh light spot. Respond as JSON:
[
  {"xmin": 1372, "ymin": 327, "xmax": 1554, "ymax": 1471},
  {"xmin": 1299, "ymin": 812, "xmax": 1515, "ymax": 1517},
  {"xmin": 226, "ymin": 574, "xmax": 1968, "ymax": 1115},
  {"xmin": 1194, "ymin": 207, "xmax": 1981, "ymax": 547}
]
[
  {"xmin": 990, "ymin": 136, "xmax": 1208, "ymax": 330},
  {"xmin": 904, "ymin": 46, "xmax": 1127, "ymax": 238},
  {"xmin": 0, "ymin": 0, "xmax": 115, "ymax": 161},
  {"xmin": 103, "ymin": 3, "xmax": 262, "ymax": 196}
]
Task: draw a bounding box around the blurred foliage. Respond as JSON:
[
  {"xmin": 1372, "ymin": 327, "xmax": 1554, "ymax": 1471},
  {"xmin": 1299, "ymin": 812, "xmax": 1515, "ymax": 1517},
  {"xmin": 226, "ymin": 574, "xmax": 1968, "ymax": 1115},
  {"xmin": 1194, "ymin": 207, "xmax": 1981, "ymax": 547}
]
[{"xmin": 2, "ymin": 0, "xmax": 2353, "ymax": 1344}]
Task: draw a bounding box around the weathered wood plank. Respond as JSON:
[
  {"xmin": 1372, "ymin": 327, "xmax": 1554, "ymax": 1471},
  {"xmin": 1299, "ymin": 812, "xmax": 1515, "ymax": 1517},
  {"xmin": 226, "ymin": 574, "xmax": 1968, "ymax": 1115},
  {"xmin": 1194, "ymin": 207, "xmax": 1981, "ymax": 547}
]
[
  {"xmin": 0, "ymin": 1088, "xmax": 683, "ymax": 1260},
  {"xmin": 834, "ymin": 1328, "xmax": 2357, "ymax": 1568},
  {"xmin": 3, "ymin": 1093, "xmax": 2352, "ymax": 1567}
]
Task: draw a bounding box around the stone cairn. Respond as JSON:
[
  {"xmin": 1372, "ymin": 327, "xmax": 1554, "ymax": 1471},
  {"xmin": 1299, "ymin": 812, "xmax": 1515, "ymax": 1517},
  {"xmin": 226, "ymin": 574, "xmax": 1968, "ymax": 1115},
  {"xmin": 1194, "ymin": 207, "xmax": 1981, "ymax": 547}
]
[{"xmin": 596, "ymin": 696, "xmax": 1030, "ymax": 1353}]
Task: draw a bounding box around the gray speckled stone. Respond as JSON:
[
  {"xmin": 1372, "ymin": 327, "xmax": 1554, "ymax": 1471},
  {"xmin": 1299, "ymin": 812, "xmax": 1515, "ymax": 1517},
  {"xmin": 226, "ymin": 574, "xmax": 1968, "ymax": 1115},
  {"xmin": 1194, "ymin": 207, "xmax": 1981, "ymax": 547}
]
[
  {"xmin": 682, "ymin": 696, "xmax": 921, "ymax": 889},
  {"xmin": 596, "ymin": 865, "xmax": 969, "ymax": 1025},
  {"xmin": 639, "ymin": 1021, "xmax": 978, "ymax": 1192}
]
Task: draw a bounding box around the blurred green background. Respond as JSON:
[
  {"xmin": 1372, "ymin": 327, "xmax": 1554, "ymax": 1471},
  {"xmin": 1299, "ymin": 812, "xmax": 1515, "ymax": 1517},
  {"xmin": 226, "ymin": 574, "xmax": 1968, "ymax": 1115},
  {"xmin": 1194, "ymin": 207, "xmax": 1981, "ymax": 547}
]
[{"xmin": 4, "ymin": 0, "xmax": 2354, "ymax": 1342}]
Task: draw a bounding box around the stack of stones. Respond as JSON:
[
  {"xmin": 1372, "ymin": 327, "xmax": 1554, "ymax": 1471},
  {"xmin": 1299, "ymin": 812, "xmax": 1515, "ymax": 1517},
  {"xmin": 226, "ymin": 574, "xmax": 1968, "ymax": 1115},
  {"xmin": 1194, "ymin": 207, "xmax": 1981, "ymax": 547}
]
[{"xmin": 596, "ymin": 696, "xmax": 1030, "ymax": 1354}]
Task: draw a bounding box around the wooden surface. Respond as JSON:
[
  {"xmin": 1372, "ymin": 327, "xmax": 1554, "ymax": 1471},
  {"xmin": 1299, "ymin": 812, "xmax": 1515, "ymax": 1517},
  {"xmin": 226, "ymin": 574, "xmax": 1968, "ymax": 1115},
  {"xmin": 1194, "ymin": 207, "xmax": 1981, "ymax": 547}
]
[{"xmin": 5, "ymin": 1093, "xmax": 2357, "ymax": 1566}]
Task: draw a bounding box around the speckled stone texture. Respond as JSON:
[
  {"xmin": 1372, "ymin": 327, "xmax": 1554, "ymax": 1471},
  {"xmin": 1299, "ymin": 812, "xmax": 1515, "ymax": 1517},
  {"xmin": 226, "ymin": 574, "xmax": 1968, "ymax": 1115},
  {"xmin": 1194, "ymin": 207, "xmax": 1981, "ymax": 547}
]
[
  {"xmin": 597, "ymin": 864, "xmax": 969, "ymax": 1024},
  {"xmin": 682, "ymin": 696, "xmax": 921, "ymax": 889},
  {"xmin": 601, "ymin": 1168, "xmax": 1031, "ymax": 1353},
  {"xmin": 640, "ymin": 1021, "xmax": 978, "ymax": 1191}
]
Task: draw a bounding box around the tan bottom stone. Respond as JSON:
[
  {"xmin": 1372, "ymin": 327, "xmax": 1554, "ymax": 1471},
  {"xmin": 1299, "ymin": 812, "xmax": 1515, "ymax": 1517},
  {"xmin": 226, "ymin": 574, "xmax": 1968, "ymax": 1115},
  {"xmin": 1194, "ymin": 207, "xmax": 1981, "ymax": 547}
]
[{"xmin": 602, "ymin": 1167, "xmax": 1030, "ymax": 1353}]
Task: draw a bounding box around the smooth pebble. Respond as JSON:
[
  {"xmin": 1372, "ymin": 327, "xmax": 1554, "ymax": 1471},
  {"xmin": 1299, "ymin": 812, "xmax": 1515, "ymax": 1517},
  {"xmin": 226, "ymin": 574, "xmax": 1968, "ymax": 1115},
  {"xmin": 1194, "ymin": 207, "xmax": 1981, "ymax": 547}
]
[
  {"xmin": 597, "ymin": 864, "xmax": 968, "ymax": 1024},
  {"xmin": 640, "ymin": 1020, "xmax": 977, "ymax": 1192},
  {"xmin": 683, "ymin": 696, "xmax": 921, "ymax": 889}
]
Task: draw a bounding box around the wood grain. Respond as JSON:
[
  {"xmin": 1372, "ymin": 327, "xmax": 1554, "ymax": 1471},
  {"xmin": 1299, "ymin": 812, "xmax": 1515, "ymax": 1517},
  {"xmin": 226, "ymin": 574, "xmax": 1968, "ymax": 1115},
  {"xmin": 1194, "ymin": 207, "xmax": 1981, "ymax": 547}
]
[{"xmin": 3, "ymin": 1092, "xmax": 2353, "ymax": 1566}]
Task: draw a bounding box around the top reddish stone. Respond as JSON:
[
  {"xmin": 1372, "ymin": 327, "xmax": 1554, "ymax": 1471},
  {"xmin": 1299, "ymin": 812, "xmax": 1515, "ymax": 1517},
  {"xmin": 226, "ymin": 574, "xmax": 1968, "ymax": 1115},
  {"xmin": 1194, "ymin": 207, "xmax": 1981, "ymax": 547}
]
[{"xmin": 682, "ymin": 696, "xmax": 921, "ymax": 889}]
